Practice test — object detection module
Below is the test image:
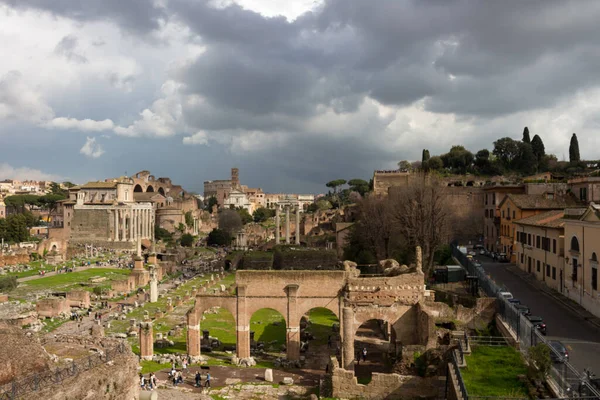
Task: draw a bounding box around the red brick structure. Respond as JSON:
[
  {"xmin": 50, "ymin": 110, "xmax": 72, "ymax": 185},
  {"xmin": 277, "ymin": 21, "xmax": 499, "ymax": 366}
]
[{"xmin": 139, "ymin": 322, "xmax": 153, "ymax": 361}]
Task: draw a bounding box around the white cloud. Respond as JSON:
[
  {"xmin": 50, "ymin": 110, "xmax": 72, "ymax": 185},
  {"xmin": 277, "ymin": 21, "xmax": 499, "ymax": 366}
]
[
  {"xmin": 0, "ymin": 163, "xmax": 64, "ymax": 181},
  {"xmin": 0, "ymin": 71, "xmax": 54, "ymax": 124},
  {"xmin": 79, "ymin": 137, "xmax": 105, "ymax": 158},
  {"xmin": 182, "ymin": 131, "xmax": 209, "ymax": 145},
  {"xmin": 46, "ymin": 117, "xmax": 115, "ymax": 132}
]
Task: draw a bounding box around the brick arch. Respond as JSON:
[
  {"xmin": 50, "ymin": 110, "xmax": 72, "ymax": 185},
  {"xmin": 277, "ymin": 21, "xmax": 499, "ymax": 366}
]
[
  {"xmin": 296, "ymin": 299, "xmax": 340, "ymax": 324},
  {"xmin": 192, "ymin": 296, "xmax": 238, "ymax": 326},
  {"xmin": 353, "ymin": 305, "xmax": 412, "ymax": 331},
  {"xmin": 246, "ymin": 300, "xmax": 289, "ymax": 326}
]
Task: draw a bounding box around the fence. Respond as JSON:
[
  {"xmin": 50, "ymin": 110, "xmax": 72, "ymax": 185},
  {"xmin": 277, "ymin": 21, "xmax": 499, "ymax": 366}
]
[
  {"xmin": 451, "ymin": 243, "xmax": 600, "ymax": 400},
  {"xmin": 0, "ymin": 342, "xmax": 127, "ymax": 400}
]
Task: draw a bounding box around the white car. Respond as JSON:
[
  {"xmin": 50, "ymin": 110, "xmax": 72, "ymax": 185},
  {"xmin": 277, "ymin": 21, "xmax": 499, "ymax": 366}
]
[
  {"xmin": 499, "ymin": 291, "xmax": 513, "ymax": 300},
  {"xmin": 479, "ymin": 249, "xmax": 485, "ymax": 255}
]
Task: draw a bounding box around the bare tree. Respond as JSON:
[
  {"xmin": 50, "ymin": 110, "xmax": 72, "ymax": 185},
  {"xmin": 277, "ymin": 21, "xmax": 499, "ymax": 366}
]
[
  {"xmin": 218, "ymin": 209, "xmax": 242, "ymax": 235},
  {"xmin": 390, "ymin": 176, "xmax": 450, "ymax": 276},
  {"xmin": 355, "ymin": 195, "xmax": 394, "ymax": 260}
]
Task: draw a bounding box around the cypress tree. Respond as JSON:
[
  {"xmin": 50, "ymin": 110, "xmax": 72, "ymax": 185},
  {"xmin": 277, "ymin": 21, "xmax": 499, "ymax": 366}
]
[
  {"xmin": 531, "ymin": 134, "xmax": 545, "ymax": 163},
  {"xmin": 522, "ymin": 127, "xmax": 531, "ymax": 144},
  {"xmin": 569, "ymin": 133, "xmax": 581, "ymax": 163},
  {"xmin": 421, "ymin": 149, "xmax": 430, "ymax": 163}
]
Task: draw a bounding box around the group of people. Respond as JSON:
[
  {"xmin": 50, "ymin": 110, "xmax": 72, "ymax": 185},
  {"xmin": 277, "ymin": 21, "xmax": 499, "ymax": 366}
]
[
  {"xmin": 166, "ymin": 363, "xmax": 212, "ymax": 390},
  {"xmin": 139, "ymin": 372, "xmax": 158, "ymax": 390}
]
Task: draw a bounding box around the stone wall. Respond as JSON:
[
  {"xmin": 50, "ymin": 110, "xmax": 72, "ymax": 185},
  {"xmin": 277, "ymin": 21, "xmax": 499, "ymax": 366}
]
[
  {"xmin": 66, "ymin": 290, "xmax": 91, "ymax": 308},
  {"xmin": 240, "ymin": 251, "xmax": 273, "ymax": 270},
  {"xmin": 70, "ymin": 208, "xmax": 111, "ymax": 242},
  {"xmin": 0, "ymin": 253, "xmax": 29, "ymax": 267},
  {"xmin": 328, "ymin": 357, "xmax": 439, "ymax": 399},
  {"xmin": 272, "ymin": 246, "xmax": 338, "ymax": 270},
  {"xmin": 346, "ymin": 272, "xmax": 426, "ymax": 306},
  {"xmin": 36, "ymin": 297, "xmax": 70, "ymax": 318},
  {"xmin": 235, "ymin": 270, "xmax": 347, "ymax": 298},
  {"xmin": 423, "ymin": 297, "xmax": 497, "ymax": 329}
]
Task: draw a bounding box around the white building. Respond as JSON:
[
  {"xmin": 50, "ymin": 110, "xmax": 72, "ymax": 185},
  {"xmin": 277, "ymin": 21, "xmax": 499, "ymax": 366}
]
[{"xmin": 223, "ymin": 188, "xmax": 252, "ymax": 212}]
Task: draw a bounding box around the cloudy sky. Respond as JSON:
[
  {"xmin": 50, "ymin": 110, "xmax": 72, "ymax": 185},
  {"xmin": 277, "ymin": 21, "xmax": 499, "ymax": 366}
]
[{"xmin": 1, "ymin": 0, "xmax": 600, "ymax": 194}]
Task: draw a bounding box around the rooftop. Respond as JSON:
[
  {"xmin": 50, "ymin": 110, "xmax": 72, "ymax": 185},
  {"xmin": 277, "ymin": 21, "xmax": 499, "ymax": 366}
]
[
  {"xmin": 513, "ymin": 210, "xmax": 567, "ymax": 228},
  {"xmin": 74, "ymin": 181, "xmax": 118, "ymax": 189},
  {"xmin": 502, "ymin": 193, "xmax": 576, "ymax": 210}
]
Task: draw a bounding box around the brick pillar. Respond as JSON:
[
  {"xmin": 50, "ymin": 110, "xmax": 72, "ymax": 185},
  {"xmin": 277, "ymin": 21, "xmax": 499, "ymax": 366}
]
[
  {"xmin": 275, "ymin": 207, "xmax": 280, "ymax": 244},
  {"xmin": 286, "ymin": 284, "xmax": 300, "ymax": 361},
  {"xmin": 139, "ymin": 322, "xmax": 153, "ymax": 361},
  {"xmin": 166, "ymin": 297, "xmax": 173, "ymax": 312},
  {"xmin": 236, "ymin": 285, "xmax": 250, "ymax": 359},
  {"xmin": 342, "ymin": 307, "xmax": 355, "ymax": 370},
  {"xmin": 187, "ymin": 308, "xmax": 201, "ymax": 361}
]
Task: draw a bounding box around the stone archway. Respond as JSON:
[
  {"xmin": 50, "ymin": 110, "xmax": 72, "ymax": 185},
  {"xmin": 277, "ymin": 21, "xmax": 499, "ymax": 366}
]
[
  {"xmin": 134, "ymin": 184, "xmax": 143, "ymax": 192},
  {"xmin": 146, "ymin": 185, "xmax": 155, "ymax": 193},
  {"xmin": 158, "ymin": 187, "xmax": 165, "ymax": 196}
]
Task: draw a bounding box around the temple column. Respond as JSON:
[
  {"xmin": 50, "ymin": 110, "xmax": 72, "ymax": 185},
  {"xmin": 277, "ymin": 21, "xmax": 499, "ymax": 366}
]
[
  {"xmin": 285, "ymin": 206, "xmax": 290, "ymax": 244},
  {"xmin": 236, "ymin": 285, "xmax": 250, "ymax": 359},
  {"xmin": 139, "ymin": 322, "xmax": 153, "ymax": 361},
  {"xmin": 114, "ymin": 209, "xmax": 119, "ymax": 241},
  {"xmin": 120, "ymin": 210, "xmax": 126, "ymax": 241},
  {"xmin": 342, "ymin": 307, "xmax": 355, "ymax": 370},
  {"xmin": 275, "ymin": 207, "xmax": 280, "ymax": 244},
  {"xmin": 151, "ymin": 212, "xmax": 155, "ymax": 240},
  {"xmin": 286, "ymin": 284, "xmax": 300, "ymax": 361},
  {"xmin": 143, "ymin": 209, "xmax": 147, "ymax": 239},
  {"xmin": 187, "ymin": 309, "xmax": 201, "ymax": 362},
  {"xmin": 295, "ymin": 207, "xmax": 300, "ymax": 245},
  {"xmin": 129, "ymin": 211, "xmax": 134, "ymax": 242}
]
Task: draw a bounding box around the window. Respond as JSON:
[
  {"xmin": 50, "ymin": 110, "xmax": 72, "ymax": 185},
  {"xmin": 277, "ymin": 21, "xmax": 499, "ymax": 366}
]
[
  {"xmin": 513, "ymin": 210, "xmax": 516, "ymax": 219},
  {"xmin": 485, "ymin": 209, "xmax": 489, "ymax": 218},
  {"xmin": 508, "ymin": 207, "xmax": 511, "ymax": 218},
  {"xmin": 528, "ymin": 234, "xmax": 532, "ymax": 246},
  {"xmin": 536, "ymin": 235, "xmax": 541, "ymax": 249},
  {"xmin": 573, "ymin": 258, "xmax": 578, "ymax": 282},
  {"xmin": 521, "ymin": 253, "xmax": 524, "ymax": 264},
  {"xmin": 502, "ymin": 210, "xmax": 505, "ymax": 218},
  {"xmin": 546, "ymin": 264, "xmax": 550, "ymax": 277},
  {"xmin": 537, "ymin": 260, "xmax": 540, "ymax": 272},
  {"xmin": 581, "ymin": 187, "xmax": 588, "ymax": 202},
  {"xmin": 571, "ymin": 236, "xmax": 580, "ymax": 253},
  {"xmin": 592, "ymin": 253, "xmax": 598, "ymax": 291},
  {"xmin": 553, "ymin": 239, "xmax": 556, "ymax": 254},
  {"xmin": 552, "ymin": 267, "xmax": 556, "ymax": 280}
]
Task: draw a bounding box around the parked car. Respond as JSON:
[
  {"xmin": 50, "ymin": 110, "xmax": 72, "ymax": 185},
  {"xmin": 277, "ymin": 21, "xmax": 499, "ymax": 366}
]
[
  {"xmin": 508, "ymin": 298, "xmax": 521, "ymax": 305},
  {"xmin": 468, "ymin": 250, "xmax": 476, "ymax": 256},
  {"xmin": 527, "ymin": 315, "xmax": 547, "ymax": 335},
  {"xmin": 497, "ymin": 253, "xmax": 509, "ymax": 263},
  {"xmin": 479, "ymin": 249, "xmax": 485, "ymax": 255},
  {"xmin": 548, "ymin": 340, "xmax": 568, "ymax": 363},
  {"xmin": 514, "ymin": 304, "xmax": 531, "ymax": 316},
  {"xmin": 499, "ymin": 291, "xmax": 513, "ymax": 300}
]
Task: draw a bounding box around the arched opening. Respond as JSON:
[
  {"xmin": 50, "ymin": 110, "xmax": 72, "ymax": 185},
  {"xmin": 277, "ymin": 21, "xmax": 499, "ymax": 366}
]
[
  {"xmin": 353, "ymin": 319, "xmax": 396, "ymax": 384},
  {"xmin": 466, "ymin": 181, "xmax": 474, "ymax": 187},
  {"xmin": 592, "ymin": 253, "xmax": 598, "ymax": 263},
  {"xmin": 146, "ymin": 185, "xmax": 155, "ymax": 193},
  {"xmin": 250, "ymin": 308, "xmax": 286, "ymax": 357},
  {"xmin": 51, "ymin": 244, "xmax": 57, "ymax": 252},
  {"xmin": 158, "ymin": 187, "xmax": 165, "ymax": 196},
  {"xmin": 134, "ymin": 184, "xmax": 143, "ymax": 192},
  {"xmin": 300, "ymin": 308, "xmax": 340, "ymax": 369},
  {"xmin": 200, "ymin": 307, "xmax": 236, "ymax": 353},
  {"xmin": 571, "ymin": 236, "xmax": 580, "ymax": 252}
]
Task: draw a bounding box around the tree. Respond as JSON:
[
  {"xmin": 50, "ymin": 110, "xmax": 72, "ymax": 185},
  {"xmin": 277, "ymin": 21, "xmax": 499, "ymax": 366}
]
[
  {"xmin": 422, "ymin": 149, "xmax": 430, "ymax": 163},
  {"xmin": 253, "ymin": 207, "xmax": 275, "ymax": 223},
  {"xmin": 355, "ymin": 195, "xmax": 394, "ymax": 260},
  {"xmin": 397, "ymin": 160, "xmax": 412, "ymax": 172},
  {"xmin": 527, "ymin": 343, "xmax": 551, "ymax": 381},
  {"xmin": 184, "ymin": 211, "xmax": 194, "ymax": 228},
  {"xmin": 325, "ymin": 179, "xmax": 347, "ymax": 193},
  {"xmin": 205, "ymin": 196, "xmax": 218, "ymax": 213},
  {"xmin": 218, "ymin": 209, "xmax": 242, "ymax": 235},
  {"xmin": 306, "ymin": 203, "xmax": 319, "ymax": 213},
  {"xmin": 237, "ymin": 208, "xmax": 253, "ymax": 225},
  {"xmin": 427, "ymin": 156, "xmax": 443, "ymax": 171},
  {"xmin": 180, "ymin": 233, "xmax": 194, "ymax": 247},
  {"xmin": 155, "ymin": 226, "xmax": 173, "ymax": 242},
  {"xmin": 177, "ymin": 223, "xmax": 186, "ymax": 233},
  {"xmin": 531, "ymin": 134, "xmax": 545, "ymax": 167},
  {"xmin": 348, "ymin": 179, "xmax": 369, "ymax": 196},
  {"xmin": 569, "ymin": 133, "xmax": 580, "ymax": 163},
  {"xmin": 441, "ymin": 146, "xmax": 473, "ymax": 174},
  {"xmin": 522, "ymin": 126, "xmax": 531, "ymax": 144},
  {"xmin": 474, "ymin": 149, "xmax": 490, "ymax": 171},
  {"xmin": 493, "ymin": 137, "xmax": 520, "ymax": 170},
  {"xmin": 390, "ymin": 177, "xmax": 450, "ymax": 276},
  {"xmin": 207, "ymin": 228, "xmax": 233, "ymax": 246},
  {"xmin": 62, "ymin": 181, "xmax": 76, "ymax": 188},
  {"xmin": 515, "ymin": 142, "xmax": 536, "ymax": 175},
  {"xmin": 38, "ymin": 193, "xmax": 66, "ymax": 216},
  {"xmin": 316, "ymin": 199, "xmax": 332, "ymax": 211}
]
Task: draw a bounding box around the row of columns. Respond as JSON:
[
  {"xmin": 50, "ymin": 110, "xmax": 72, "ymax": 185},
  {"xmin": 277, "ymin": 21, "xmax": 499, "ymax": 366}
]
[
  {"xmin": 193, "ymin": 218, "xmax": 199, "ymax": 235},
  {"xmin": 275, "ymin": 205, "xmax": 301, "ymax": 245},
  {"xmin": 113, "ymin": 207, "xmax": 154, "ymax": 242}
]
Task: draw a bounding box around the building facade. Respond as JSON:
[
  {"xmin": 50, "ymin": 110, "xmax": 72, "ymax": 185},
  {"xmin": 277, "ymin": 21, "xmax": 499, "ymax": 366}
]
[
  {"xmin": 482, "ymin": 185, "xmax": 525, "ymax": 252},
  {"xmin": 568, "ymin": 177, "xmax": 600, "ymax": 204}
]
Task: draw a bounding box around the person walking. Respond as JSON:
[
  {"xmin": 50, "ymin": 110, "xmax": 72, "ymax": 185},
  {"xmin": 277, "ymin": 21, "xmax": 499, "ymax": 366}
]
[
  {"xmin": 195, "ymin": 371, "xmax": 202, "ymax": 387},
  {"xmin": 362, "ymin": 347, "xmax": 367, "ymax": 362},
  {"xmin": 139, "ymin": 374, "xmax": 146, "ymax": 390},
  {"xmin": 205, "ymin": 372, "xmax": 211, "ymax": 388}
]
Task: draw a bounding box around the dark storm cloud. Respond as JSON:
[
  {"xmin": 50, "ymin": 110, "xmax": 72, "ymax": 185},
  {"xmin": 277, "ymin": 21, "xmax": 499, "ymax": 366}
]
[{"xmin": 0, "ymin": 0, "xmax": 167, "ymax": 34}]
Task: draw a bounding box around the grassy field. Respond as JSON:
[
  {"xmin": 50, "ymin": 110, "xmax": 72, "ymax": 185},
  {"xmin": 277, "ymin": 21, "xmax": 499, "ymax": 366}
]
[
  {"xmin": 20, "ymin": 268, "xmax": 130, "ymax": 288},
  {"xmin": 250, "ymin": 308, "xmax": 286, "ymax": 345},
  {"xmin": 461, "ymin": 346, "xmax": 528, "ymax": 397},
  {"xmin": 304, "ymin": 308, "xmax": 339, "ymax": 345}
]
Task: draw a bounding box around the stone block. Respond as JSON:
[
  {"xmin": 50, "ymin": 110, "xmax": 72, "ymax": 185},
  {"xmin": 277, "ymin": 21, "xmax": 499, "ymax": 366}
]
[
  {"xmin": 264, "ymin": 368, "xmax": 273, "ymax": 382},
  {"xmin": 283, "ymin": 377, "xmax": 294, "ymax": 385}
]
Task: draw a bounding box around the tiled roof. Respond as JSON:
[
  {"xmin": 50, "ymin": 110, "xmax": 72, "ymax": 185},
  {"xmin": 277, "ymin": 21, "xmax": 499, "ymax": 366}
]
[
  {"xmin": 134, "ymin": 192, "xmax": 165, "ymax": 202},
  {"xmin": 504, "ymin": 194, "xmax": 575, "ymax": 210},
  {"xmin": 78, "ymin": 181, "xmax": 118, "ymax": 189},
  {"xmin": 514, "ymin": 210, "xmax": 565, "ymax": 228}
]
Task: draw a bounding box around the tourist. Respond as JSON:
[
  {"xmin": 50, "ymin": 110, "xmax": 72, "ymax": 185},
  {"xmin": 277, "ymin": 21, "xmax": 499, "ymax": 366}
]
[
  {"xmin": 176, "ymin": 371, "xmax": 183, "ymax": 384},
  {"xmin": 205, "ymin": 372, "xmax": 211, "ymax": 388},
  {"xmin": 171, "ymin": 370, "xmax": 177, "ymax": 386},
  {"xmin": 149, "ymin": 372, "xmax": 157, "ymax": 390},
  {"xmin": 139, "ymin": 374, "xmax": 146, "ymax": 390},
  {"xmin": 182, "ymin": 359, "xmax": 187, "ymax": 371},
  {"xmin": 195, "ymin": 371, "xmax": 202, "ymax": 387},
  {"xmin": 327, "ymin": 335, "xmax": 332, "ymax": 348},
  {"xmin": 362, "ymin": 347, "xmax": 367, "ymax": 362}
]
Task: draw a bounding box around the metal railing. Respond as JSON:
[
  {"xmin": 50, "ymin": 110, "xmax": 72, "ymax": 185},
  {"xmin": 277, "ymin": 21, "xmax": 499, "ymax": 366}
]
[
  {"xmin": 468, "ymin": 336, "xmax": 509, "ymax": 346},
  {"xmin": 0, "ymin": 342, "xmax": 127, "ymax": 400},
  {"xmin": 448, "ymin": 350, "xmax": 469, "ymax": 400},
  {"xmin": 451, "ymin": 243, "xmax": 600, "ymax": 400}
]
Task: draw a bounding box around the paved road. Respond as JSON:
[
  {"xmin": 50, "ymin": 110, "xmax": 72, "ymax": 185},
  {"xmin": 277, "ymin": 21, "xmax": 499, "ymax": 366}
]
[{"xmin": 480, "ymin": 257, "xmax": 600, "ymax": 376}]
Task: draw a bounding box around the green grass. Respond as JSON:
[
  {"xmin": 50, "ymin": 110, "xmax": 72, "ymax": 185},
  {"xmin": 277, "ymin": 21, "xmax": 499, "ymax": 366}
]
[
  {"xmin": 250, "ymin": 308, "xmax": 286, "ymax": 345},
  {"xmin": 202, "ymin": 307, "xmax": 236, "ymax": 346},
  {"xmin": 21, "ymin": 268, "xmax": 130, "ymax": 288},
  {"xmin": 304, "ymin": 308, "xmax": 339, "ymax": 345},
  {"xmin": 140, "ymin": 360, "xmax": 171, "ymax": 374},
  {"xmin": 41, "ymin": 317, "xmax": 69, "ymax": 332},
  {"xmin": 461, "ymin": 346, "xmax": 528, "ymax": 397}
]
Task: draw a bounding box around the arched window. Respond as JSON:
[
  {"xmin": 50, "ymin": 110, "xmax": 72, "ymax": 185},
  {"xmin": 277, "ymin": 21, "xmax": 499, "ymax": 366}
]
[
  {"xmin": 571, "ymin": 236, "xmax": 580, "ymax": 252},
  {"xmin": 592, "ymin": 252, "xmax": 598, "ymax": 263}
]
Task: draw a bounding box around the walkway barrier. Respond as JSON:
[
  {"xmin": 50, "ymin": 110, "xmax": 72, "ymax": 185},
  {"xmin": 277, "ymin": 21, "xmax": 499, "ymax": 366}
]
[
  {"xmin": 0, "ymin": 342, "xmax": 127, "ymax": 400},
  {"xmin": 451, "ymin": 242, "xmax": 600, "ymax": 400}
]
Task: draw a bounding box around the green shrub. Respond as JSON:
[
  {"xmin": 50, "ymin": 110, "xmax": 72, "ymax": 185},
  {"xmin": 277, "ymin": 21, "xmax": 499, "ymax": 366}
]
[
  {"xmin": 0, "ymin": 276, "xmax": 18, "ymax": 292},
  {"xmin": 180, "ymin": 233, "xmax": 194, "ymax": 247}
]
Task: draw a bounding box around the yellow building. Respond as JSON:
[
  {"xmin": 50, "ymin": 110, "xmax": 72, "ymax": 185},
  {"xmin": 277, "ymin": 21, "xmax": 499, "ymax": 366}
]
[
  {"xmin": 563, "ymin": 204, "xmax": 600, "ymax": 318},
  {"xmin": 513, "ymin": 210, "xmax": 567, "ymax": 292},
  {"xmin": 498, "ymin": 193, "xmax": 573, "ymax": 262}
]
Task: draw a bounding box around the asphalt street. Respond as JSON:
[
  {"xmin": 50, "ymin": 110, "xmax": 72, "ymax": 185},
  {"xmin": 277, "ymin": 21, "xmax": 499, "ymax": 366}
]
[{"xmin": 480, "ymin": 257, "xmax": 600, "ymax": 377}]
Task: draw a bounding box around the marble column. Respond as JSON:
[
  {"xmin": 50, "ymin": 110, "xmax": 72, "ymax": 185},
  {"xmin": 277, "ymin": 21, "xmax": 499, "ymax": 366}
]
[
  {"xmin": 295, "ymin": 207, "xmax": 300, "ymax": 245},
  {"xmin": 120, "ymin": 210, "xmax": 126, "ymax": 241},
  {"xmin": 342, "ymin": 307, "xmax": 355, "ymax": 370},
  {"xmin": 114, "ymin": 209, "xmax": 119, "ymax": 241},
  {"xmin": 142, "ymin": 209, "xmax": 147, "ymax": 238},
  {"xmin": 129, "ymin": 211, "xmax": 134, "ymax": 242},
  {"xmin": 187, "ymin": 310, "xmax": 201, "ymax": 361},
  {"xmin": 285, "ymin": 206, "xmax": 290, "ymax": 244},
  {"xmin": 275, "ymin": 207, "xmax": 280, "ymax": 244}
]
